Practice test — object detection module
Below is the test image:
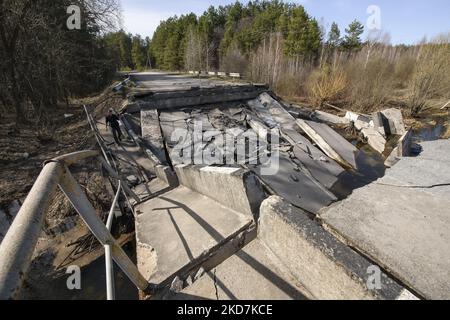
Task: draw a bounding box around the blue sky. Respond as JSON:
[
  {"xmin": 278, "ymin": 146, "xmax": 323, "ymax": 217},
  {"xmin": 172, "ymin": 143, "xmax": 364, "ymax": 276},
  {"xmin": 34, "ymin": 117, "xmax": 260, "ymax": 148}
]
[{"xmin": 120, "ymin": 0, "xmax": 450, "ymax": 44}]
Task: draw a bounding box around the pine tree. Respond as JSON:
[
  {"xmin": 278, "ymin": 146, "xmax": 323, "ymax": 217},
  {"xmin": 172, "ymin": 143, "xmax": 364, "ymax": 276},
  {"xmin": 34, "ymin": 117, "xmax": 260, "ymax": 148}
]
[
  {"xmin": 327, "ymin": 22, "xmax": 341, "ymax": 48},
  {"xmin": 284, "ymin": 6, "xmax": 321, "ymax": 59},
  {"xmin": 342, "ymin": 20, "xmax": 364, "ymax": 51},
  {"xmin": 131, "ymin": 35, "xmax": 146, "ymax": 70}
]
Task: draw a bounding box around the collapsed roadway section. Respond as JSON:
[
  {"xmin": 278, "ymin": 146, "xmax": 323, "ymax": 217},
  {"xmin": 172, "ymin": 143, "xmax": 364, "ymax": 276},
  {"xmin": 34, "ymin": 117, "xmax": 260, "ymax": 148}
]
[{"xmin": 94, "ymin": 73, "xmax": 447, "ymax": 300}]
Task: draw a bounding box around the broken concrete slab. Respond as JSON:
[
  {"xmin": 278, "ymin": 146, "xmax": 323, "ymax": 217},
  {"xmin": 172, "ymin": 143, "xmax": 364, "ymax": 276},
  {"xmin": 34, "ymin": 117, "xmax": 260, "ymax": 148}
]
[
  {"xmin": 135, "ymin": 186, "xmax": 254, "ymax": 288},
  {"xmin": 320, "ymin": 183, "xmax": 450, "ymax": 300},
  {"xmin": 173, "ymin": 239, "xmax": 307, "ymax": 300},
  {"xmin": 131, "ymin": 178, "xmax": 172, "ymax": 202},
  {"xmin": 379, "ymin": 141, "xmax": 450, "ymax": 199},
  {"xmin": 319, "ymin": 139, "xmax": 450, "ymax": 299},
  {"xmin": 248, "ymin": 93, "xmax": 345, "ymax": 188},
  {"xmin": 296, "ymin": 119, "xmax": 358, "ymax": 169},
  {"xmin": 259, "ymin": 196, "xmax": 416, "ymax": 300},
  {"xmin": 281, "ymin": 128, "xmax": 344, "ymax": 188},
  {"xmin": 413, "ymin": 138, "xmax": 450, "ymax": 162},
  {"xmin": 354, "ymin": 119, "xmax": 371, "ymax": 131},
  {"xmin": 252, "ymin": 153, "xmax": 337, "ymax": 214},
  {"xmin": 134, "ymin": 86, "xmax": 267, "ymax": 111},
  {"xmin": 141, "ymin": 109, "xmax": 168, "ymax": 164}
]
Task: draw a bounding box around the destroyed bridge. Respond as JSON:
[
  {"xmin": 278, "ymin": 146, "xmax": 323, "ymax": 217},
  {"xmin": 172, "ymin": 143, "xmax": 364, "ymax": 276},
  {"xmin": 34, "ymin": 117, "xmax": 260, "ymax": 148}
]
[{"xmin": 0, "ymin": 72, "xmax": 449, "ymax": 300}]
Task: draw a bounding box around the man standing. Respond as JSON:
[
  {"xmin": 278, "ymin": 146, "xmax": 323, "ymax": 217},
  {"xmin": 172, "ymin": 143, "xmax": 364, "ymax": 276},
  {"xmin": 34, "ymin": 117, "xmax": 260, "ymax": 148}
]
[{"xmin": 105, "ymin": 108, "xmax": 123, "ymax": 143}]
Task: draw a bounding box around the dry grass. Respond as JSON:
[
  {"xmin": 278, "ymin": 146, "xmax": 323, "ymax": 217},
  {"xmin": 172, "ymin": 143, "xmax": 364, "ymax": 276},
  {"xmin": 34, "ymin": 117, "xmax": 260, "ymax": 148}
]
[
  {"xmin": 345, "ymin": 57, "xmax": 396, "ymax": 113},
  {"xmin": 246, "ymin": 32, "xmax": 450, "ymax": 118},
  {"xmin": 306, "ymin": 65, "xmax": 347, "ymax": 107},
  {"xmin": 408, "ymin": 36, "xmax": 450, "ymax": 117}
]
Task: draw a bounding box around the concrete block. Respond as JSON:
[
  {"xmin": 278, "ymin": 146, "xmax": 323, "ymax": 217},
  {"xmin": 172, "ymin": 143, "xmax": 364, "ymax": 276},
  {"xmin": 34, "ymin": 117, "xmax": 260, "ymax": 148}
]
[
  {"xmin": 229, "ymin": 73, "xmax": 241, "ymax": 78},
  {"xmin": 259, "ymin": 196, "xmax": 417, "ymax": 300},
  {"xmin": 361, "ymin": 127, "xmax": 387, "ymax": 154},
  {"xmin": 345, "ymin": 111, "xmax": 360, "ymax": 122},
  {"xmin": 174, "ymin": 165, "xmax": 265, "ymax": 219},
  {"xmin": 384, "ymin": 129, "xmax": 412, "ymax": 167},
  {"xmin": 371, "ymin": 112, "xmax": 386, "ymax": 136},
  {"xmin": 155, "ymin": 165, "xmax": 179, "ymax": 187},
  {"xmin": 217, "ymin": 72, "xmax": 226, "ymax": 77},
  {"xmin": 381, "ymin": 108, "xmax": 406, "ymax": 135},
  {"xmin": 312, "ymin": 111, "xmax": 350, "ymax": 125}
]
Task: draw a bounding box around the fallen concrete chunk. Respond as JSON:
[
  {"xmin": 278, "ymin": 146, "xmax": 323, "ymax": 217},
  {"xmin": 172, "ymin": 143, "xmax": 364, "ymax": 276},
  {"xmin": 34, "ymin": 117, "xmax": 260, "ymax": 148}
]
[
  {"xmin": 384, "ymin": 129, "xmax": 412, "ymax": 167},
  {"xmin": 361, "ymin": 127, "xmax": 387, "ymax": 154},
  {"xmin": 371, "ymin": 112, "xmax": 386, "ymax": 137},
  {"xmin": 296, "ymin": 119, "xmax": 358, "ymax": 169},
  {"xmin": 311, "ymin": 110, "xmax": 350, "ymax": 125},
  {"xmin": 259, "ymin": 196, "xmax": 415, "ymax": 300},
  {"xmin": 345, "ymin": 111, "xmax": 370, "ymax": 123},
  {"xmin": 135, "ymin": 186, "xmax": 254, "ymax": 289},
  {"xmin": 381, "ymin": 108, "xmax": 406, "ymax": 135},
  {"xmin": 354, "ymin": 119, "xmax": 371, "ymax": 131}
]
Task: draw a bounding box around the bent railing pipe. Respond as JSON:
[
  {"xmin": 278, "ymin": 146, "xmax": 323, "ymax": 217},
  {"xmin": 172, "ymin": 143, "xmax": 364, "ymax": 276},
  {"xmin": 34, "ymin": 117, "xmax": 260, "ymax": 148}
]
[
  {"xmin": 0, "ymin": 151, "xmax": 98, "ymax": 299},
  {"xmin": 0, "ymin": 150, "xmax": 149, "ymax": 299}
]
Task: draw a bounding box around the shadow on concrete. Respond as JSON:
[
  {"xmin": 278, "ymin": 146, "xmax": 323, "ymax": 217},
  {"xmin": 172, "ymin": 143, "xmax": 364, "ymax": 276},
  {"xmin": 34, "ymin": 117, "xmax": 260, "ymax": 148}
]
[{"xmin": 157, "ymin": 196, "xmax": 306, "ymax": 300}]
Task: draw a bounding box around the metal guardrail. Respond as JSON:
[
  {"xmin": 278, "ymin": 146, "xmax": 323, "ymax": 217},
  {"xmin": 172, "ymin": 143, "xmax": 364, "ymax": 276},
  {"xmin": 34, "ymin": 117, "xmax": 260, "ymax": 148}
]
[
  {"xmin": 105, "ymin": 180, "xmax": 122, "ymax": 300},
  {"xmin": 0, "ymin": 108, "xmax": 150, "ymax": 300}
]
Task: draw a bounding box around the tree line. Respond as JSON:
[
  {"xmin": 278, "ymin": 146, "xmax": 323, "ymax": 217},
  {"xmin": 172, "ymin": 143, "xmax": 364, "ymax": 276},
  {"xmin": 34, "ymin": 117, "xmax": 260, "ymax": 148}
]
[
  {"xmin": 146, "ymin": 0, "xmax": 365, "ymax": 72},
  {"xmin": 145, "ymin": 0, "xmax": 450, "ymax": 117}
]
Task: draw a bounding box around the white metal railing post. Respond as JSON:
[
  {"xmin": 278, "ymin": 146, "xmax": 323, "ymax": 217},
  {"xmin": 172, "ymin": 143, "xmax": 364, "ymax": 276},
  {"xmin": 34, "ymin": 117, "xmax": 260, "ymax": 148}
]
[
  {"xmin": 105, "ymin": 180, "xmax": 122, "ymax": 300},
  {"xmin": 58, "ymin": 169, "xmax": 149, "ymax": 292}
]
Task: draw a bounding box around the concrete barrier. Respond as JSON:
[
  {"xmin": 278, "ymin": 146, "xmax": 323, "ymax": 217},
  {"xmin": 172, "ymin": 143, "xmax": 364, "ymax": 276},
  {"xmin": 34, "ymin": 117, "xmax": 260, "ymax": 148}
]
[
  {"xmin": 258, "ymin": 196, "xmax": 418, "ymax": 300},
  {"xmin": 208, "ymin": 71, "xmax": 216, "ymax": 76},
  {"xmin": 229, "ymin": 73, "xmax": 241, "ymax": 78},
  {"xmin": 217, "ymin": 71, "xmax": 226, "ymax": 77},
  {"xmin": 174, "ymin": 165, "xmax": 265, "ymax": 219}
]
